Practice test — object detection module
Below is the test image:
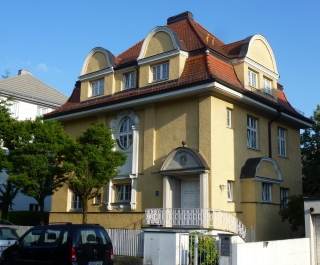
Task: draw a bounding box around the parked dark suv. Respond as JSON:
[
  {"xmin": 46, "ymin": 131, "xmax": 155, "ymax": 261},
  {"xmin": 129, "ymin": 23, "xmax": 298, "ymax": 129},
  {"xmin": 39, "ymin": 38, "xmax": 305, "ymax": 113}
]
[{"xmin": 0, "ymin": 223, "xmax": 113, "ymax": 265}]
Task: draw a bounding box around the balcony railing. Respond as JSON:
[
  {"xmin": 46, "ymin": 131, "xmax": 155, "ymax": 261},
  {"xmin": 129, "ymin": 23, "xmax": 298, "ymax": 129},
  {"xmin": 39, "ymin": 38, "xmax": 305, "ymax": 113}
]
[{"xmin": 145, "ymin": 208, "xmax": 247, "ymax": 240}]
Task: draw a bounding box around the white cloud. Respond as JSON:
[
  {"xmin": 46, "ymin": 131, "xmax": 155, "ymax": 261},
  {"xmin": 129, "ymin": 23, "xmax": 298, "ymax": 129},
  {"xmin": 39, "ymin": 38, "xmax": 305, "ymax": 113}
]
[{"xmin": 37, "ymin": 63, "xmax": 49, "ymax": 71}]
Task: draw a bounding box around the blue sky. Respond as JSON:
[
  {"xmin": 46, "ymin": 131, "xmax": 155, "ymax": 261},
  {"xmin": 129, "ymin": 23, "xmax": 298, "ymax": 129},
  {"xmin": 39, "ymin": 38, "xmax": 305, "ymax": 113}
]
[{"xmin": 1, "ymin": 1, "xmax": 319, "ymax": 118}]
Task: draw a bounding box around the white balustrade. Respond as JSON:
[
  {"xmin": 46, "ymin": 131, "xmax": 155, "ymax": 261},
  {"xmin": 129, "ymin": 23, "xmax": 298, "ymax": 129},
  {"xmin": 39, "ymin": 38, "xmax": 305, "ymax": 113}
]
[{"xmin": 145, "ymin": 208, "xmax": 247, "ymax": 240}]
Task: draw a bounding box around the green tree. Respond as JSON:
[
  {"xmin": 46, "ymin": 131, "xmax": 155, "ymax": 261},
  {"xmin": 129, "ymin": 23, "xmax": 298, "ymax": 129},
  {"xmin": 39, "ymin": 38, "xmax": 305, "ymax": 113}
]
[
  {"xmin": 0, "ymin": 97, "xmax": 20, "ymax": 221},
  {"xmin": 65, "ymin": 123, "xmax": 126, "ymax": 224},
  {"xmin": 1, "ymin": 69, "xmax": 10, "ymax": 79},
  {"xmin": 301, "ymin": 105, "xmax": 320, "ymax": 195},
  {"xmin": 0, "ymin": 180, "xmax": 20, "ymax": 221},
  {"xmin": 3, "ymin": 117, "xmax": 74, "ymax": 224},
  {"xmin": 279, "ymin": 105, "xmax": 320, "ymax": 232}
]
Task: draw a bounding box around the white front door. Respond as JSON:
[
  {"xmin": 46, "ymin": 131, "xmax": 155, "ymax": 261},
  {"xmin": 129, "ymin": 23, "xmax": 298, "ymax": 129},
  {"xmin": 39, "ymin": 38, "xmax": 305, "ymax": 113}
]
[{"xmin": 181, "ymin": 180, "xmax": 200, "ymax": 209}]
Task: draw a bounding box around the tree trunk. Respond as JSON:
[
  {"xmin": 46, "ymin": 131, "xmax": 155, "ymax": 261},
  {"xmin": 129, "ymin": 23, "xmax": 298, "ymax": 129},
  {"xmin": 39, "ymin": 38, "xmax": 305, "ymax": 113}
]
[
  {"xmin": 1, "ymin": 203, "xmax": 9, "ymax": 221},
  {"xmin": 82, "ymin": 198, "xmax": 88, "ymax": 224},
  {"xmin": 39, "ymin": 198, "xmax": 45, "ymax": 225}
]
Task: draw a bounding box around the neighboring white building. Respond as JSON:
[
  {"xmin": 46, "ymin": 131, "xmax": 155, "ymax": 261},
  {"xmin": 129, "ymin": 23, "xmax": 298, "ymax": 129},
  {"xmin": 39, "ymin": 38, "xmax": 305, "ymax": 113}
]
[{"xmin": 0, "ymin": 69, "xmax": 68, "ymax": 211}]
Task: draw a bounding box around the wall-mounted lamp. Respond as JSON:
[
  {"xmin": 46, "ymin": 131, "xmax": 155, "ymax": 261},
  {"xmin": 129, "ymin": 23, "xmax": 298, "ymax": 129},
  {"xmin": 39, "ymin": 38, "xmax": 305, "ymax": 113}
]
[{"xmin": 219, "ymin": 184, "xmax": 227, "ymax": 194}]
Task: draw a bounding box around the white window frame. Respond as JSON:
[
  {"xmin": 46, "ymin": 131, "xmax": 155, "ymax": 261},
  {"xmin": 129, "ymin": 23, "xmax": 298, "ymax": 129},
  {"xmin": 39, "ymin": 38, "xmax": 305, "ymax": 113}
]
[
  {"xmin": 93, "ymin": 193, "xmax": 102, "ymax": 205},
  {"xmin": 263, "ymin": 77, "xmax": 272, "ymax": 94},
  {"xmin": 247, "ymin": 116, "xmax": 258, "ymax": 149},
  {"xmin": 280, "ymin": 188, "xmax": 289, "ymax": 209},
  {"xmin": 152, "ymin": 62, "xmax": 169, "ymax": 82},
  {"xmin": 118, "ymin": 118, "xmax": 133, "ymax": 149},
  {"xmin": 278, "ymin": 127, "xmax": 286, "ymax": 157},
  {"xmin": 115, "ymin": 184, "xmax": 131, "ymax": 202},
  {"xmin": 248, "ymin": 69, "xmax": 257, "ymax": 88},
  {"xmin": 226, "ymin": 109, "xmax": 232, "ymax": 128},
  {"xmin": 227, "ymin": 181, "xmax": 233, "ymax": 201},
  {"xmin": 8, "ymin": 101, "xmax": 18, "ymax": 117},
  {"xmin": 70, "ymin": 191, "xmax": 82, "ymax": 210},
  {"xmin": 37, "ymin": 106, "xmax": 48, "ymax": 116},
  {"xmin": 262, "ymin": 183, "xmax": 272, "ymax": 202},
  {"xmin": 124, "ymin": 72, "xmax": 135, "ymax": 89},
  {"xmin": 90, "ymin": 79, "xmax": 104, "ymax": 96}
]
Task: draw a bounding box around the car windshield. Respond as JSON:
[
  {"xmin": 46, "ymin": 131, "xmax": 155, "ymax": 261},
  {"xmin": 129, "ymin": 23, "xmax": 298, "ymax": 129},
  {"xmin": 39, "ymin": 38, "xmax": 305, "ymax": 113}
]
[{"xmin": 0, "ymin": 228, "xmax": 21, "ymax": 240}]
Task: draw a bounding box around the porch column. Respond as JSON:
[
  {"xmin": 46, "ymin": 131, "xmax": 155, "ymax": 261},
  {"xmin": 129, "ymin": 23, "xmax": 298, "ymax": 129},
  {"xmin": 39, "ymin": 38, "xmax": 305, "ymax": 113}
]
[
  {"xmin": 130, "ymin": 123, "xmax": 140, "ymax": 211},
  {"xmin": 130, "ymin": 174, "xmax": 137, "ymax": 210},
  {"xmin": 163, "ymin": 176, "xmax": 172, "ymax": 227},
  {"xmin": 106, "ymin": 182, "xmax": 113, "ymax": 210},
  {"xmin": 200, "ymin": 171, "xmax": 209, "ymax": 228},
  {"xmin": 200, "ymin": 171, "xmax": 209, "ymax": 209},
  {"xmin": 163, "ymin": 176, "xmax": 172, "ymax": 209}
]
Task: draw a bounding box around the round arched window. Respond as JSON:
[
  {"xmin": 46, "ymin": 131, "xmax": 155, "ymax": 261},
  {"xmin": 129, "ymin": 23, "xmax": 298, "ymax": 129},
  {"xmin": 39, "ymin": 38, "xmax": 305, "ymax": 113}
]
[{"xmin": 119, "ymin": 118, "xmax": 133, "ymax": 149}]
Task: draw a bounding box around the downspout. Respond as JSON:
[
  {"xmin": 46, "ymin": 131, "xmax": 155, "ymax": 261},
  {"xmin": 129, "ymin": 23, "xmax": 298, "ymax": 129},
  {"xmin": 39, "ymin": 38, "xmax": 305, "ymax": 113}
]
[{"xmin": 268, "ymin": 106, "xmax": 283, "ymax": 158}]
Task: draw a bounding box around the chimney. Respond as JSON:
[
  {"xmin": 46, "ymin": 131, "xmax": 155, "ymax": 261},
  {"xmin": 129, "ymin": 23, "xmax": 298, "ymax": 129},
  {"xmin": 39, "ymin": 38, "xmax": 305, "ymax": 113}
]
[
  {"xmin": 18, "ymin": 69, "xmax": 32, "ymax": 76},
  {"xmin": 167, "ymin": 11, "xmax": 194, "ymax": 25}
]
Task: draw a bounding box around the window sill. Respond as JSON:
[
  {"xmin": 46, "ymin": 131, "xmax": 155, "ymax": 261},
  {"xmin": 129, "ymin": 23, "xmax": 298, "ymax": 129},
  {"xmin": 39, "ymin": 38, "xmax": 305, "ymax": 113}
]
[
  {"xmin": 278, "ymin": 155, "xmax": 288, "ymax": 159},
  {"xmin": 90, "ymin": 93, "xmax": 104, "ymax": 98},
  {"xmin": 151, "ymin": 78, "xmax": 169, "ymax": 83},
  {"xmin": 247, "ymin": 147, "xmax": 260, "ymax": 151},
  {"xmin": 69, "ymin": 209, "xmax": 82, "ymax": 212}
]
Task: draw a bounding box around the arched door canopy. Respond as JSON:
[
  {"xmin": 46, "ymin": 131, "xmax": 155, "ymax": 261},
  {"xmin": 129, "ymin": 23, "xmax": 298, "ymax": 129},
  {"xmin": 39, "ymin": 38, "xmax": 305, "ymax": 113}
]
[{"xmin": 159, "ymin": 147, "xmax": 210, "ymax": 176}]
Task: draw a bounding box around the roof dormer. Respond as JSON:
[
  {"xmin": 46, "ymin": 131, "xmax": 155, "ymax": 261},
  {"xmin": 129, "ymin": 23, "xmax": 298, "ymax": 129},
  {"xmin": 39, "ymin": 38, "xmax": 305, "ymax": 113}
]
[
  {"xmin": 232, "ymin": 35, "xmax": 279, "ymax": 101},
  {"xmin": 137, "ymin": 27, "xmax": 188, "ymax": 87},
  {"xmin": 78, "ymin": 47, "xmax": 116, "ymax": 101}
]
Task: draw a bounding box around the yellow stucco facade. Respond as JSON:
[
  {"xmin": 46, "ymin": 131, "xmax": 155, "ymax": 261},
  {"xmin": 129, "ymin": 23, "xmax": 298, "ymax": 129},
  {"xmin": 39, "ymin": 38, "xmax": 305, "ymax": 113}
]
[{"xmin": 47, "ymin": 18, "xmax": 310, "ymax": 242}]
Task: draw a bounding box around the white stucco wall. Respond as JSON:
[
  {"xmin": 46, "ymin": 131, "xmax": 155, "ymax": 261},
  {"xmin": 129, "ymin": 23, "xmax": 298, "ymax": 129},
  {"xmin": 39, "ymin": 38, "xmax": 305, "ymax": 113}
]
[
  {"xmin": 1, "ymin": 98, "xmax": 53, "ymax": 212},
  {"xmin": 232, "ymin": 238, "xmax": 310, "ymax": 265}
]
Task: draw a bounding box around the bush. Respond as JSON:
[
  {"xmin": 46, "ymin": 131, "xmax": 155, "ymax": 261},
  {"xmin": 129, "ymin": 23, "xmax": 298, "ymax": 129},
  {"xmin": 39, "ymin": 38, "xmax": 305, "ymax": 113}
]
[
  {"xmin": 8, "ymin": 211, "xmax": 49, "ymax": 226},
  {"xmin": 189, "ymin": 233, "xmax": 219, "ymax": 265}
]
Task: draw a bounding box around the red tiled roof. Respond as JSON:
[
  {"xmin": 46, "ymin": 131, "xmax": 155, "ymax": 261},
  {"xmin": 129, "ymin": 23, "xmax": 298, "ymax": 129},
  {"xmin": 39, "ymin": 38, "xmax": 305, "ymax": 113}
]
[
  {"xmin": 222, "ymin": 40, "xmax": 244, "ymax": 59},
  {"xmin": 45, "ymin": 13, "xmax": 311, "ymax": 125},
  {"xmin": 277, "ymin": 89, "xmax": 298, "ymax": 114},
  {"xmin": 205, "ymin": 52, "xmax": 242, "ymax": 88}
]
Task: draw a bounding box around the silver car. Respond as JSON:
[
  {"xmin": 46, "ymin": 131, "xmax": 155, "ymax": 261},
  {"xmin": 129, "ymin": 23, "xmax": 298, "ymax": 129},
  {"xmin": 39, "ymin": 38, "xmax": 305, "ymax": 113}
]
[{"xmin": 0, "ymin": 226, "xmax": 21, "ymax": 257}]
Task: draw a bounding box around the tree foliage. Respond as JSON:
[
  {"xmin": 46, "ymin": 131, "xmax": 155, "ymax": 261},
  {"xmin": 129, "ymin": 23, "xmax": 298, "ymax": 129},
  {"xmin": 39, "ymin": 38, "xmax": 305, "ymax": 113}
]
[
  {"xmin": 65, "ymin": 123, "xmax": 126, "ymax": 224},
  {"xmin": 279, "ymin": 105, "xmax": 320, "ymax": 232},
  {"xmin": 0, "ymin": 97, "xmax": 20, "ymax": 221},
  {"xmin": 301, "ymin": 105, "xmax": 320, "ymax": 195},
  {"xmin": 4, "ymin": 117, "xmax": 74, "ymax": 224},
  {"xmin": 1, "ymin": 69, "xmax": 10, "ymax": 79},
  {"xmin": 0, "ymin": 180, "xmax": 20, "ymax": 221}
]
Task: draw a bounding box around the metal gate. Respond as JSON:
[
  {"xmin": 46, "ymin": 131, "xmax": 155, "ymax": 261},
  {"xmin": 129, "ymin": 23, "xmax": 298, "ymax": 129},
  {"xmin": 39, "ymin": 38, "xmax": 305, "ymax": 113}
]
[{"xmin": 179, "ymin": 234, "xmax": 220, "ymax": 265}]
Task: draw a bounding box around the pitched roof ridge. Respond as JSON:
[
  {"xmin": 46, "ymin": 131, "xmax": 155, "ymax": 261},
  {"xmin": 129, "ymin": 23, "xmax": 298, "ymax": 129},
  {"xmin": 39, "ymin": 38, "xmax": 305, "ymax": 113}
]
[
  {"xmin": 0, "ymin": 74, "xmax": 67, "ymax": 98},
  {"xmin": 187, "ymin": 18, "xmax": 208, "ymax": 48},
  {"xmin": 222, "ymin": 39, "xmax": 244, "ymax": 48},
  {"xmin": 190, "ymin": 19, "xmax": 225, "ymax": 46},
  {"xmin": 277, "ymin": 89, "xmax": 299, "ymax": 114},
  {"xmin": 204, "ymin": 51, "xmax": 213, "ymax": 78}
]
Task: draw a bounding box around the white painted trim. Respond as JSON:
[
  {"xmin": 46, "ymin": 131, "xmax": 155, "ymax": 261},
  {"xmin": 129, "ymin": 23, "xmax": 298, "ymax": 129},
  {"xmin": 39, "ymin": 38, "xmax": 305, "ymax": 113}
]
[
  {"xmin": 282, "ymin": 112, "xmax": 313, "ymax": 127},
  {"xmin": 79, "ymin": 68, "xmax": 113, "ymax": 82},
  {"xmin": 105, "ymin": 182, "xmax": 113, "ymax": 210},
  {"xmin": 138, "ymin": 50, "xmax": 188, "ymax": 66},
  {"xmin": 114, "ymin": 65, "xmax": 136, "ymax": 74},
  {"xmin": 255, "ymin": 177, "xmax": 282, "ymax": 184},
  {"xmin": 80, "ymin": 47, "xmax": 114, "ymax": 77},
  {"xmin": 47, "ymin": 81, "xmax": 310, "ymax": 127},
  {"xmin": 137, "ymin": 26, "xmax": 183, "ymax": 60},
  {"xmin": 232, "ymin": 57, "xmax": 279, "ymax": 79}
]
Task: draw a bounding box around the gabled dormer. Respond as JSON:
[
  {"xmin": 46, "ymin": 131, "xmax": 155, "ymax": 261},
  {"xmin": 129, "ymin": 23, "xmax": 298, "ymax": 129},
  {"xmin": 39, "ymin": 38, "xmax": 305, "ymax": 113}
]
[
  {"xmin": 137, "ymin": 25, "xmax": 188, "ymax": 87},
  {"xmin": 231, "ymin": 35, "xmax": 279, "ymax": 101},
  {"xmin": 78, "ymin": 47, "xmax": 116, "ymax": 101}
]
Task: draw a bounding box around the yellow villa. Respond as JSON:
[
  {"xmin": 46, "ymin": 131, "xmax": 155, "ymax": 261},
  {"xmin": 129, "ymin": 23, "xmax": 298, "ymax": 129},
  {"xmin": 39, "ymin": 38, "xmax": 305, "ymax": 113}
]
[{"xmin": 45, "ymin": 11, "xmax": 312, "ymax": 241}]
